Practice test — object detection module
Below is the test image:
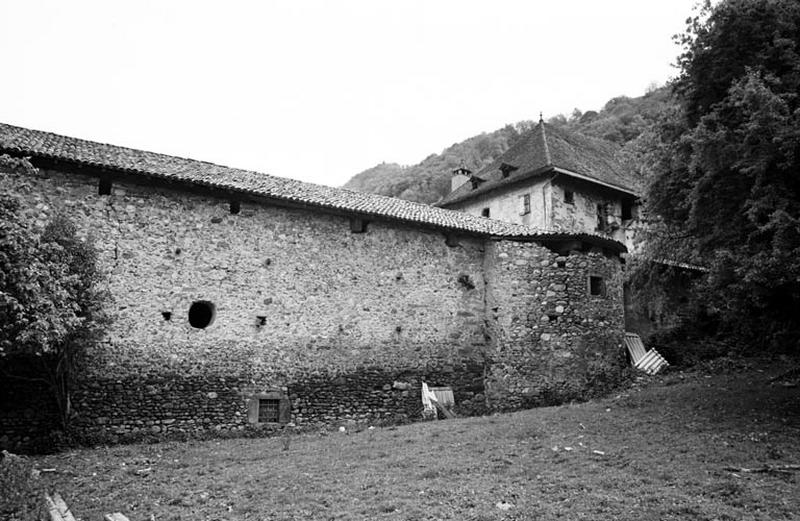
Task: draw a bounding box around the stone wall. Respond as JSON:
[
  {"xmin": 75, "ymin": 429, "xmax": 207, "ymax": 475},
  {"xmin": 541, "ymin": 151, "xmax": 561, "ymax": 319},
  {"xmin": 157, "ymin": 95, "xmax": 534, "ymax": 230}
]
[
  {"xmin": 1, "ymin": 166, "xmax": 490, "ymax": 448},
  {"xmin": 1, "ymin": 163, "xmax": 627, "ymax": 451},
  {"xmin": 445, "ymin": 179, "xmax": 550, "ymax": 228},
  {"xmin": 483, "ymin": 240, "xmax": 627, "ymax": 410}
]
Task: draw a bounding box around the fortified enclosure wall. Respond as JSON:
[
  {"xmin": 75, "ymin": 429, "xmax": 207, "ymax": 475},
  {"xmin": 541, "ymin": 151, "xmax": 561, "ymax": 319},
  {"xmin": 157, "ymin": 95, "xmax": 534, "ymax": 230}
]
[
  {"xmin": 483, "ymin": 240, "xmax": 627, "ymax": 410},
  {"xmin": 0, "ymin": 166, "xmax": 489, "ymax": 447},
  {"xmin": 1, "ymin": 163, "xmax": 627, "ymax": 451}
]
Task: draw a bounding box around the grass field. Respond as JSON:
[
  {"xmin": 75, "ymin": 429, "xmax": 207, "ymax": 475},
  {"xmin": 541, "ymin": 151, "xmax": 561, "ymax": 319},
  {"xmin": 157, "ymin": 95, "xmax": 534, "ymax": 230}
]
[{"xmin": 30, "ymin": 359, "xmax": 800, "ymax": 520}]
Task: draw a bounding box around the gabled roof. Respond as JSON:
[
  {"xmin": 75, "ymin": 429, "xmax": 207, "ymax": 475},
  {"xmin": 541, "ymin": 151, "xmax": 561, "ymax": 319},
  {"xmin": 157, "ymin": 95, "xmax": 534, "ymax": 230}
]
[
  {"xmin": 0, "ymin": 122, "xmax": 626, "ymax": 252},
  {"xmin": 438, "ymin": 121, "xmax": 640, "ymax": 206}
]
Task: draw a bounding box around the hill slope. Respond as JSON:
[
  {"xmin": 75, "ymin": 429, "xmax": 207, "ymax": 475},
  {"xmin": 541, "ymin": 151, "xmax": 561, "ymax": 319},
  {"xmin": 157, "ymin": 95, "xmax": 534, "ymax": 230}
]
[
  {"xmin": 343, "ymin": 123, "xmax": 533, "ymax": 204},
  {"xmin": 343, "ymin": 87, "xmax": 674, "ymax": 203}
]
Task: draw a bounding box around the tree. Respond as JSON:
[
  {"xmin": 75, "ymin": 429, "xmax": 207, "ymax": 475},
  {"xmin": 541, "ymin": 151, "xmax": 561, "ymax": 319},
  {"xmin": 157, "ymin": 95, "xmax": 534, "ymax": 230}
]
[
  {"xmin": 640, "ymin": 0, "xmax": 800, "ymax": 351},
  {"xmin": 0, "ymin": 155, "xmax": 108, "ymax": 432}
]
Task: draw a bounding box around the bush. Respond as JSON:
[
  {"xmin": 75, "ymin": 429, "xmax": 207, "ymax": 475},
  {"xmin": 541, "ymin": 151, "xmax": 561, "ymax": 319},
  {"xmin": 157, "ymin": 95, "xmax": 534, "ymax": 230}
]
[
  {"xmin": 0, "ymin": 451, "xmax": 43, "ymax": 520},
  {"xmin": 647, "ymin": 327, "xmax": 736, "ymax": 368}
]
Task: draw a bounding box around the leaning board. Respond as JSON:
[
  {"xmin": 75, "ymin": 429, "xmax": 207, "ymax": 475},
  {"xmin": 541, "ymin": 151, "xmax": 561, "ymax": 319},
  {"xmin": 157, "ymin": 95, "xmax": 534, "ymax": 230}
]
[{"xmin": 624, "ymin": 333, "xmax": 669, "ymax": 375}]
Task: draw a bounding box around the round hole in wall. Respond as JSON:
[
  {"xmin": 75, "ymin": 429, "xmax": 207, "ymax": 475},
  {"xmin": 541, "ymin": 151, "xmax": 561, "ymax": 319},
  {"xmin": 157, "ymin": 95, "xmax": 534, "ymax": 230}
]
[{"xmin": 188, "ymin": 301, "xmax": 216, "ymax": 329}]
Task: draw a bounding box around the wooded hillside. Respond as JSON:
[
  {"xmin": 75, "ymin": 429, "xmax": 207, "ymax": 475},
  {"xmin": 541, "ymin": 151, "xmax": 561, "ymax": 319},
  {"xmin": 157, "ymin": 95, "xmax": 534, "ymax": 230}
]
[{"xmin": 342, "ymin": 86, "xmax": 675, "ymax": 203}]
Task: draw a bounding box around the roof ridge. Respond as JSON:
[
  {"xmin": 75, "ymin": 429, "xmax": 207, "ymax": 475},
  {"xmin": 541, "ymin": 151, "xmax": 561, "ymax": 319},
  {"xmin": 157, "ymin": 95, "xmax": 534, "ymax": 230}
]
[
  {"xmin": 0, "ymin": 122, "xmax": 238, "ymax": 170},
  {"xmin": 539, "ymin": 121, "xmax": 552, "ymax": 166}
]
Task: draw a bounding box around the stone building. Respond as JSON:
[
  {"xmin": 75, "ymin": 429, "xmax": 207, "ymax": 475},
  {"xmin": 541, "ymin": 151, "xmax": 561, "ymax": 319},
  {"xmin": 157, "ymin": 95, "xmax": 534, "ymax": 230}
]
[
  {"xmin": 437, "ymin": 120, "xmax": 710, "ymax": 341},
  {"xmin": 437, "ymin": 120, "xmax": 642, "ymax": 252},
  {"xmin": 0, "ymin": 122, "xmax": 629, "ymax": 451}
]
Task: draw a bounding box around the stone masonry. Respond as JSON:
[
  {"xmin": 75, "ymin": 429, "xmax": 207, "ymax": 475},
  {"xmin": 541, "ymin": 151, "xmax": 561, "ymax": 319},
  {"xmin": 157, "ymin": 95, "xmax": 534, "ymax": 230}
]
[
  {"xmin": 484, "ymin": 240, "xmax": 626, "ymax": 409},
  {"xmin": 0, "ymin": 162, "xmax": 627, "ymax": 451}
]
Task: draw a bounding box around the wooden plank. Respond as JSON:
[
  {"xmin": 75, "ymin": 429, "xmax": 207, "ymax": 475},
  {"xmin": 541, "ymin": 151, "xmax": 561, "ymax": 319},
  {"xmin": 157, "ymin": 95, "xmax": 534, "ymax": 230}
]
[
  {"xmin": 52, "ymin": 493, "xmax": 76, "ymax": 521},
  {"xmin": 429, "ymin": 386, "xmax": 454, "ymax": 407},
  {"xmin": 625, "ymin": 333, "xmax": 670, "ymax": 375},
  {"xmin": 105, "ymin": 513, "xmax": 131, "ymax": 521},
  {"xmin": 634, "ymin": 349, "xmax": 669, "ymax": 375},
  {"xmin": 44, "ymin": 494, "xmax": 62, "ymax": 521},
  {"xmin": 432, "ymin": 399, "xmax": 456, "ymax": 419},
  {"xmin": 624, "ymin": 333, "xmax": 647, "ymax": 364}
]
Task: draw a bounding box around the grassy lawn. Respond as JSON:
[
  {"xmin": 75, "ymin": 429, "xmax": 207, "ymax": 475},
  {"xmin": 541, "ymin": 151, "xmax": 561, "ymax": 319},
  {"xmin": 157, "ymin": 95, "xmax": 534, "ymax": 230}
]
[{"xmin": 31, "ymin": 359, "xmax": 800, "ymax": 520}]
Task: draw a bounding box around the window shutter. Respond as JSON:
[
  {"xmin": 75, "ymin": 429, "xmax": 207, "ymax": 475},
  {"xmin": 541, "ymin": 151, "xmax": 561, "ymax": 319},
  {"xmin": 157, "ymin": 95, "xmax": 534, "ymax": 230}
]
[
  {"xmin": 278, "ymin": 397, "xmax": 292, "ymax": 424},
  {"xmin": 247, "ymin": 397, "xmax": 259, "ymax": 424}
]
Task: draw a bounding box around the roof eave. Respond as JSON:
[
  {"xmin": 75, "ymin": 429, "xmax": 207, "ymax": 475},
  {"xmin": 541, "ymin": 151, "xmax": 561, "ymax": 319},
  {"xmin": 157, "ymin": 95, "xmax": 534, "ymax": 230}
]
[
  {"xmin": 550, "ymin": 167, "xmax": 639, "ymax": 197},
  {"xmin": 497, "ymin": 232, "xmax": 628, "ymax": 254},
  {"xmin": 437, "ymin": 163, "xmax": 639, "ymax": 209},
  {"xmin": 0, "ymin": 147, "xmax": 503, "ymax": 240}
]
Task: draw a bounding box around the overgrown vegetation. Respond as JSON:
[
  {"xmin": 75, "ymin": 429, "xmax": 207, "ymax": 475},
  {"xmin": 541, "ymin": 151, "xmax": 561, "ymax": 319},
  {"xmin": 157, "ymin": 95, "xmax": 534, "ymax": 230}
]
[
  {"xmin": 549, "ymin": 84, "xmax": 676, "ymax": 145},
  {"xmin": 0, "ymin": 155, "xmax": 108, "ymax": 434},
  {"xmin": 632, "ymin": 0, "xmax": 800, "ymax": 353},
  {"xmin": 0, "ymin": 451, "xmax": 43, "ymax": 520}
]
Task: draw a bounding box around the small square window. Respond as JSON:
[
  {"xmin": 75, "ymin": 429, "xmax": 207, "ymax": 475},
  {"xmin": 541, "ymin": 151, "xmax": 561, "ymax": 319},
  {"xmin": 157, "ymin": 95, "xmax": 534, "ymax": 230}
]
[
  {"xmin": 589, "ymin": 276, "xmax": 605, "ymax": 296},
  {"xmin": 481, "ymin": 207, "xmax": 490, "ymax": 218},
  {"xmin": 622, "ymin": 200, "xmax": 634, "ymax": 221},
  {"xmin": 249, "ymin": 392, "xmax": 291, "ymax": 425},
  {"xmin": 564, "ymin": 190, "xmax": 574, "ymax": 205},
  {"xmin": 350, "ymin": 218, "xmax": 369, "ymax": 233},
  {"xmin": 99, "ymin": 178, "xmax": 112, "ymax": 195},
  {"xmin": 258, "ymin": 399, "xmax": 280, "ymax": 423},
  {"xmin": 520, "ymin": 194, "xmax": 531, "ymax": 215}
]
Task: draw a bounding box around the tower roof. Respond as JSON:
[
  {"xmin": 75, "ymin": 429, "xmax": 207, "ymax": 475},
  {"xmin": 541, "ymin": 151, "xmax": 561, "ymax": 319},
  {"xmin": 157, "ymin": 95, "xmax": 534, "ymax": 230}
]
[{"xmin": 437, "ymin": 121, "xmax": 640, "ymax": 207}]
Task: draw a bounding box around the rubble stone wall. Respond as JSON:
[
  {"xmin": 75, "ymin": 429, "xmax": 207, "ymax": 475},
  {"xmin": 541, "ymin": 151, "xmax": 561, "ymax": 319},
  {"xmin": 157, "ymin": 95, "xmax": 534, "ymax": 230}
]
[
  {"xmin": 1, "ymin": 166, "xmax": 489, "ymax": 448},
  {"xmin": 1, "ymin": 163, "xmax": 626, "ymax": 451},
  {"xmin": 483, "ymin": 239, "xmax": 627, "ymax": 410}
]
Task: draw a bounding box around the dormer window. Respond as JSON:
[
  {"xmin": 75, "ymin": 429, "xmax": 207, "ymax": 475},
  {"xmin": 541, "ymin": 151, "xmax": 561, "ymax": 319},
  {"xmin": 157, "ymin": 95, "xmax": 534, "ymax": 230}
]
[
  {"xmin": 452, "ymin": 166, "xmax": 472, "ymax": 177},
  {"xmin": 469, "ymin": 176, "xmax": 485, "ymax": 190},
  {"xmin": 499, "ymin": 163, "xmax": 518, "ymax": 179}
]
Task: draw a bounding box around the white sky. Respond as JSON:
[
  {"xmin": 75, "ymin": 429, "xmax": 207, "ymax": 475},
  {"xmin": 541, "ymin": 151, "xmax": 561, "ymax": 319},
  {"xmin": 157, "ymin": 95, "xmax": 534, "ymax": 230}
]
[{"xmin": 0, "ymin": 1, "xmax": 698, "ymax": 187}]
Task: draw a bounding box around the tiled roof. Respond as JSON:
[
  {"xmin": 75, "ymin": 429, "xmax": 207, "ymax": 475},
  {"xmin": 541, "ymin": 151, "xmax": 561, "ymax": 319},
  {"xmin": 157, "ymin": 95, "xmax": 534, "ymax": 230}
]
[
  {"xmin": 0, "ymin": 122, "xmax": 625, "ymax": 251},
  {"xmin": 438, "ymin": 122, "xmax": 640, "ymax": 206}
]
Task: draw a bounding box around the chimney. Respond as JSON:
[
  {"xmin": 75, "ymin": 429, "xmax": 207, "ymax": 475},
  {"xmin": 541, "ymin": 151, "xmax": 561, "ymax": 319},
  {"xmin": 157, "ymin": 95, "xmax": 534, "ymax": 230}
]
[{"xmin": 451, "ymin": 165, "xmax": 472, "ymax": 192}]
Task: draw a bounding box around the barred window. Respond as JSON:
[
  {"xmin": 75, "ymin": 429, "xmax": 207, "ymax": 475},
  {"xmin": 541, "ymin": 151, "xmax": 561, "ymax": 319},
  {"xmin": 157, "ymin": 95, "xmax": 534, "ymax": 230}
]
[
  {"xmin": 248, "ymin": 392, "xmax": 291, "ymax": 424},
  {"xmin": 258, "ymin": 399, "xmax": 280, "ymax": 423}
]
